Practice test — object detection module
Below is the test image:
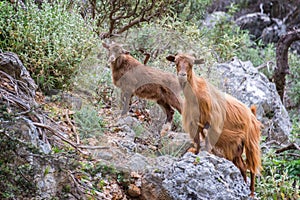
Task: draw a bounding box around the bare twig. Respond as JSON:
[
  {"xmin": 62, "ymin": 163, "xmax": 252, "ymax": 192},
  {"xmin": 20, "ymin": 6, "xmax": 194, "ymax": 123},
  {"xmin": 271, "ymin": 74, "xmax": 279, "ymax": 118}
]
[
  {"xmin": 77, "ymin": 145, "xmax": 109, "ymax": 150},
  {"xmin": 65, "ymin": 109, "xmax": 80, "ymax": 144},
  {"xmin": 32, "ymin": 122, "xmax": 86, "ymax": 154},
  {"xmin": 256, "ymin": 61, "xmax": 275, "ymax": 71},
  {"xmin": 285, "ymin": 153, "xmax": 300, "ymax": 157},
  {"xmin": 275, "ymin": 143, "xmax": 300, "ymax": 153},
  {"xmin": 138, "ymin": 49, "xmax": 151, "ymax": 65},
  {"xmin": 68, "ymin": 170, "xmax": 85, "ymax": 199}
]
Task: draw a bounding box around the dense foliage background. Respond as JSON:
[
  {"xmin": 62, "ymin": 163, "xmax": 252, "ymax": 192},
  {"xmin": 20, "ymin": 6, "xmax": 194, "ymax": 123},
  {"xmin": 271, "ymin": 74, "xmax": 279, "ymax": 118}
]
[{"xmin": 0, "ymin": 0, "xmax": 299, "ymax": 199}]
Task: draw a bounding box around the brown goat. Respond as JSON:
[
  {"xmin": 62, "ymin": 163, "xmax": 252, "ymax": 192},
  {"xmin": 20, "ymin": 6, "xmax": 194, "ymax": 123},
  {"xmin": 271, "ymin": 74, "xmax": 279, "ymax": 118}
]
[
  {"xmin": 166, "ymin": 53, "xmax": 262, "ymax": 196},
  {"xmin": 102, "ymin": 42, "xmax": 182, "ymax": 131}
]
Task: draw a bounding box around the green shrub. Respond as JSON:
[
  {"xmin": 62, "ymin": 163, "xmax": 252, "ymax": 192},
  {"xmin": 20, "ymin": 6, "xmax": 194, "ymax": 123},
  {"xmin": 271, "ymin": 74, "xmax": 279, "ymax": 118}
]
[
  {"xmin": 257, "ymin": 150, "xmax": 300, "ymax": 199},
  {"xmin": 176, "ymin": 0, "xmax": 212, "ymax": 25},
  {"xmin": 286, "ymin": 53, "xmax": 300, "ymax": 107},
  {"xmin": 120, "ymin": 17, "xmax": 216, "ymax": 72},
  {"xmin": 0, "ymin": 0, "xmax": 99, "ymax": 92},
  {"xmin": 73, "ymin": 105, "xmax": 105, "ymax": 139}
]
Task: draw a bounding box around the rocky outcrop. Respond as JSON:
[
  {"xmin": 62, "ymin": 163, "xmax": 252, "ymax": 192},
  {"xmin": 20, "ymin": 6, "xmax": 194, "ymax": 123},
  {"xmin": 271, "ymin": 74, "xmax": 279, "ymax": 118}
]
[
  {"xmin": 215, "ymin": 57, "xmax": 292, "ymax": 145},
  {"xmin": 141, "ymin": 152, "xmax": 251, "ymax": 200},
  {"xmin": 235, "ymin": 13, "xmax": 286, "ymax": 44},
  {"xmin": 0, "ymin": 52, "xmax": 88, "ymax": 199},
  {"xmin": 0, "ymin": 52, "xmax": 57, "ymax": 198}
]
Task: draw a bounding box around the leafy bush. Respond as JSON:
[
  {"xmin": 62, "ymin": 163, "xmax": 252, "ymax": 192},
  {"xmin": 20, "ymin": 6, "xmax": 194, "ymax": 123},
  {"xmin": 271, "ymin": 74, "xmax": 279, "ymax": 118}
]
[
  {"xmin": 256, "ymin": 150, "xmax": 300, "ymax": 199},
  {"xmin": 120, "ymin": 17, "xmax": 216, "ymax": 71},
  {"xmin": 73, "ymin": 105, "xmax": 105, "ymax": 139},
  {"xmin": 176, "ymin": 0, "xmax": 212, "ymax": 25},
  {"xmin": 0, "ymin": 0, "xmax": 99, "ymax": 92}
]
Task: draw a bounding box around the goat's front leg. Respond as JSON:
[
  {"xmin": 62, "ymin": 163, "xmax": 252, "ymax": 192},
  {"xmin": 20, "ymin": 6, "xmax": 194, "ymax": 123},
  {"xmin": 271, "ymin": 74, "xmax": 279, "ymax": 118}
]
[
  {"xmin": 194, "ymin": 133, "xmax": 200, "ymax": 154},
  {"xmin": 187, "ymin": 125, "xmax": 201, "ymax": 154},
  {"xmin": 203, "ymin": 122, "xmax": 212, "ymax": 153},
  {"xmin": 121, "ymin": 91, "xmax": 132, "ymax": 116}
]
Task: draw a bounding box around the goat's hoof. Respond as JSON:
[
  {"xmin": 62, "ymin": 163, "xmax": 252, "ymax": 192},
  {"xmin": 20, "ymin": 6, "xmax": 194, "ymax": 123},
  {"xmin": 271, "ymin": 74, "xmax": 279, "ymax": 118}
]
[
  {"xmin": 160, "ymin": 122, "xmax": 172, "ymax": 137},
  {"xmin": 204, "ymin": 147, "xmax": 212, "ymax": 154},
  {"xmin": 160, "ymin": 129, "xmax": 167, "ymax": 137},
  {"xmin": 187, "ymin": 147, "xmax": 198, "ymax": 154}
]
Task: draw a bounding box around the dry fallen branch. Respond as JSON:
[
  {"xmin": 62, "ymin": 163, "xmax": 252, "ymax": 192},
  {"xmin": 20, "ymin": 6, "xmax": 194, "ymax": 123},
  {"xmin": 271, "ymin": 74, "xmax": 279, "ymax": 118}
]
[
  {"xmin": 65, "ymin": 109, "xmax": 80, "ymax": 144},
  {"xmin": 33, "ymin": 122, "xmax": 109, "ymax": 152},
  {"xmin": 32, "ymin": 122, "xmax": 86, "ymax": 154},
  {"xmin": 76, "ymin": 145, "xmax": 109, "ymax": 150},
  {"xmin": 68, "ymin": 170, "xmax": 86, "ymax": 198},
  {"xmin": 275, "ymin": 143, "xmax": 300, "ymax": 154}
]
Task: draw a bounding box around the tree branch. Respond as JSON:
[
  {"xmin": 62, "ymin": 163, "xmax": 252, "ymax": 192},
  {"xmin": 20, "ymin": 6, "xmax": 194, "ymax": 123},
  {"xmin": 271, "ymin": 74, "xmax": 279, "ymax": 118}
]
[
  {"xmin": 99, "ymin": 0, "xmax": 169, "ymax": 39},
  {"xmin": 274, "ymin": 29, "xmax": 300, "ymax": 101}
]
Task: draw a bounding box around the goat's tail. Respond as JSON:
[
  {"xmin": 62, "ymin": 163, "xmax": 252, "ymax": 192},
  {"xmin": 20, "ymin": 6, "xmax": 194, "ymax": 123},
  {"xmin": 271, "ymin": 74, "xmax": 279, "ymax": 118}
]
[
  {"xmin": 250, "ymin": 105, "xmax": 257, "ymax": 116},
  {"xmin": 245, "ymin": 105, "xmax": 262, "ymax": 174}
]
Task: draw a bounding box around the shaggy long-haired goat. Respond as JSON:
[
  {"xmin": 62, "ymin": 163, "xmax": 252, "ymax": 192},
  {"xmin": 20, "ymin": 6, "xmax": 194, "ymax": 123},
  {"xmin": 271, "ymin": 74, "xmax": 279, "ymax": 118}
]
[
  {"xmin": 166, "ymin": 53, "xmax": 262, "ymax": 196},
  {"xmin": 103, "ymin": 42, "xmax": 182, "ymax": 130}
]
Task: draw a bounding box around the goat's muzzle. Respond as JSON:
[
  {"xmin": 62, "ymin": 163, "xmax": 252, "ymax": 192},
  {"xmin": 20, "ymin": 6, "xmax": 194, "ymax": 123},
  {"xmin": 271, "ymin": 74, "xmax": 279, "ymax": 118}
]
[
  {"xmin": 178, "ymin": 72, "xmax": 187, "ymax": 86},
  {"xmin": 108, "ymin": 55, "xmax": 116, "ymax": 63},
  {"xmin": 178, "ymin": 72, "xmax": 187, "ymax": 77}
]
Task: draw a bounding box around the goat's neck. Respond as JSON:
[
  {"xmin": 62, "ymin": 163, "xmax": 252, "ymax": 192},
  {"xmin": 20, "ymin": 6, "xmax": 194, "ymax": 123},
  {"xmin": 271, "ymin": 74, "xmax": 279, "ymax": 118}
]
[
  {"xmin": 111, "ymin": 54, "xmax": 142, "ymax": 82},
  {"xmin": 182, "ymin": 71, "xmax": 198, "ymax": 100},
  {"xmin": 183, "ymin": 72, "xmax": 207, "ymax": 103}
]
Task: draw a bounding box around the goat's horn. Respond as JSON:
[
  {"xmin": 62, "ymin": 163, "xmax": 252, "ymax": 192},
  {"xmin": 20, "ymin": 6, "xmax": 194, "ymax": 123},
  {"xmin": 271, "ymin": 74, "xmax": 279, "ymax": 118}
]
[{"xmin": 194, "ymin": 59, "xmax": 205, "ymax": 64}]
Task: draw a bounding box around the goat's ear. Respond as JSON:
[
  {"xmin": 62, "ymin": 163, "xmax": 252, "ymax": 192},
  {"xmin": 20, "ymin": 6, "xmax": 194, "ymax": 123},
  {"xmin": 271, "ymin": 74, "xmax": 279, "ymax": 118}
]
[
  {"xmin": 194, "ymin": 59, "xmax": 205, "ymax": 65},
  {"xmin": 166, "ymin": 55, "xmax": 176, "ymax": 62},
  {"xmin": 102, "ymin": 42, "xmax": 110, "ymax": 49},
  {"xmin": 122, "ymin": 48, "xmax": 130, "ymax": 54}
]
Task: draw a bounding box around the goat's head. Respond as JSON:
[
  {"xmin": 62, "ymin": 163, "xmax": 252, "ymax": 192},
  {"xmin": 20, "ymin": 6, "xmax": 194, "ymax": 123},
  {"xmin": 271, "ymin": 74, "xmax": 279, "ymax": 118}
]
[
  {"xmin": 166, "ymin": 54, "xmax": 204, "ymax": 82},
  {"xmin": 102, "ymin": 42, "xmax": 129, "ymax": 64}
]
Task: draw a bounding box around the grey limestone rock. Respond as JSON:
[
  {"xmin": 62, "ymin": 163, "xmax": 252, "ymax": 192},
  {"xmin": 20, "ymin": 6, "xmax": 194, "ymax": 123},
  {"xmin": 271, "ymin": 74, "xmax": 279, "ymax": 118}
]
[
  {"xmin": 216, "ymin": 57, "xmax": 292, "ymax": 145},
  {"xmin": 141, "ymin": 152, "xmax": 251, "ymax": 200}
]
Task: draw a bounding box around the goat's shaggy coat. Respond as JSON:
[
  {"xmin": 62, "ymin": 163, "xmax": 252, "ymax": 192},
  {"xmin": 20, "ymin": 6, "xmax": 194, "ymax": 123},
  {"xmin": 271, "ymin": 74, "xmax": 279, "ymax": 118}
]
[
  {"xmin": 103, "ymin": 42, "xmax": 182, "ymax": 128},
  {"xmin": 167, "ymin": 53, "xmax": 262, "ymax": 196}
]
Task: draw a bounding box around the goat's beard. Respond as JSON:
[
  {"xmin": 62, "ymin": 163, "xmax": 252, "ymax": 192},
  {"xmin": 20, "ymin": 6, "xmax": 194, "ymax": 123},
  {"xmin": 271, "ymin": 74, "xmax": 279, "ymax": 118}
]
[{"xmin": 178, "ymin": 76, "xmax": 187, "ymax": 89}]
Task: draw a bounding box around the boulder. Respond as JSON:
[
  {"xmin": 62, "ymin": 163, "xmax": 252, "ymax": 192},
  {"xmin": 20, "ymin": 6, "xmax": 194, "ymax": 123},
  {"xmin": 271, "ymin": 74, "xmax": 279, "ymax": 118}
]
[
  {"xmin": 235, "ymin": 13, "xmax": 273, "ymax": 41},
  {"xmin": 159, "ymin": 132, "xmax": 193, "ymax": 157},
  {"xmin": 215, "ymin": 57, "xmax": 292, "ymax": 145},
  {"xmin": 141, "ymin": 152, "xmax": 251, "ymax": 200},
  {"xmin": 202, "ymin": 11, "xmax": 232, "ymax": 29}
]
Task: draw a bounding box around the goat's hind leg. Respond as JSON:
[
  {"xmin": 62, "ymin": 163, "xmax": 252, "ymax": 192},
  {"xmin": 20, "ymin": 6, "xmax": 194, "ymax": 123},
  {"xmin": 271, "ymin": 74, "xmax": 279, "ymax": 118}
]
[
  {"xmin": 157, "ymin": 100, "xmax": 174, "ymax": 124},
  {"xmin": 158, "ymin": 100, "xmax": 174, "ymax": 135},
  {"xmin": 233, "ymin": 143, "xmax": 247, "ymax": 183},
  {"xmin": 250, "ymin": 171, "xmax": 255, "ymax": 197}
]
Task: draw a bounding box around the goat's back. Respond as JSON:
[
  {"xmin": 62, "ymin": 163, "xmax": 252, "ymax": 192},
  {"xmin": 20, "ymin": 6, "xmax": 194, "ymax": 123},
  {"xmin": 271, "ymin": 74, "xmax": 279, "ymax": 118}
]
[{"xmin": 112, "ymin": 54, "xmax": 181, "ymax": 96}]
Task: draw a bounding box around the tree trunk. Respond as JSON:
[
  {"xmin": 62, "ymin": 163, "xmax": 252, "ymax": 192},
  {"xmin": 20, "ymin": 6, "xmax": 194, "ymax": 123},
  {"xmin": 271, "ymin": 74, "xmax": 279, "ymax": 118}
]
[{"xmin": 274, "ymin": 29, "xmax": 300, "ymax": 101}]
